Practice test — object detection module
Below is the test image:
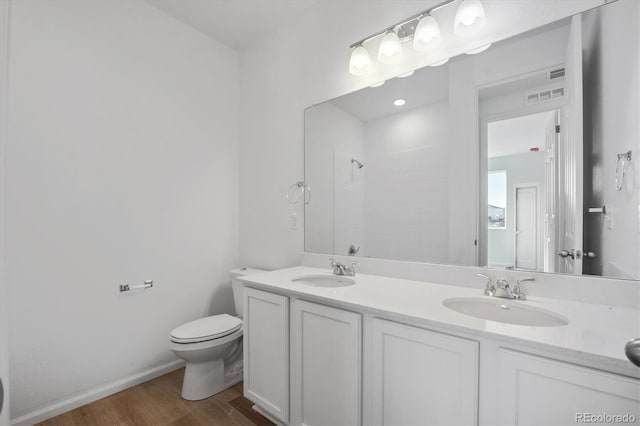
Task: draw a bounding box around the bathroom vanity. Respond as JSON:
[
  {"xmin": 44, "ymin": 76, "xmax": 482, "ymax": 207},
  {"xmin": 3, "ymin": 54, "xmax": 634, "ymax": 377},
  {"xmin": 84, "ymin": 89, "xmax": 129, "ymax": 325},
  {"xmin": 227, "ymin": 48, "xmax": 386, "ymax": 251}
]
[
  {"xmin": 274, "ymin": 1, "xmax": 640, "ymax": 422},
  {"xmin": 231, "ymin": 0, "xmax": 640, "ymax": 422},
  {"xmin": 248, "ymin": 2, "xmax": 640, "ymax": 424},
  {"xmin": 241, "ymin": 267, "xmax": 640, "ymax": 426}
]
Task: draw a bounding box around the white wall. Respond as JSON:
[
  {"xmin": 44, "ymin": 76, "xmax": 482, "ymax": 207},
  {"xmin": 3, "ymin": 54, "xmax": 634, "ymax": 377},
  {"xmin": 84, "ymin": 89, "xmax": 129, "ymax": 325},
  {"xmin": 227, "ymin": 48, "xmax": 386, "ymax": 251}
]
[
  {"xmin": 0, "ymin": 1, "xmax": 10, "ymax": 424},
  {"xmin": 304, "ymin": 102, "xmax": 365, "ymax": 255},
  {"xmin": 364, "ymin": 102, "xmax": 450, "ymax": 263},
  {"xmin": 334, "ymin": 142, "xmax": 366, "ymax": 258},
  {"xmin": 447, "ymin": 57, "xmax": 480, "ymax": 266},
  {"xmin": 238, "ymin": 0, "xmax": 604, "ymax": 270},
  {"xmin": 6, "ymin": 0, "xmax": 239, "ymax": 421},
  {"xmin": 488, "ymin": 153, "xmax": 546, "ymax": 269},
  {"xmin": 582, "ymin": 0, "xmax": 640, "ymax": 279}
]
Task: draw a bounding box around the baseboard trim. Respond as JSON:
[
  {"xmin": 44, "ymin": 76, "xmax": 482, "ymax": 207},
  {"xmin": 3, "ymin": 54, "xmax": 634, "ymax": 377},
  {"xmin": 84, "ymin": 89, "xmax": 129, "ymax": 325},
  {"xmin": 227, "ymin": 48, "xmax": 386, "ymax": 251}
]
[
  {"xmin": 252, "ymin": 404, "xmax": 286, "ymax": 426},
  {"xmin": 10, "ymin": 359, "xmax": 185, "ymax": 426}
]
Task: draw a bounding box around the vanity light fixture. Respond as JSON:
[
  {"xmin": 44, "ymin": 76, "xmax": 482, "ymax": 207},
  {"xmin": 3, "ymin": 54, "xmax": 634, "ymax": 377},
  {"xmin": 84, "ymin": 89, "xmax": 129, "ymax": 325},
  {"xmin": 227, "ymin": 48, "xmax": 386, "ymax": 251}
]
[
  {"xmin": 348, "ymin": 0, "xmax": 487, "ymax": 76},
  {"xmin": 377, "ymin": 30, "xmax": 402, "ymax": 64},
  {"xmin": 454, "ymin": 0, "xmax": 486, "ymax": 36},
  {"xmin": 413, "ymin": 14, "xmax": 441, "ymax": 51},
  {"xmin": 393, "ymin": 99, "xmax": 406, "ymax": 106},
  {"xmin": 430, "ymin": 58, "xmax": 450, "ymax": 66},
  {"xmin": 465, "ymin": 43, "xmax": 491, "ymax": 54},
  {"xmin": 349, "ymin": 44, "xmax": 371, "ymax": 76}
]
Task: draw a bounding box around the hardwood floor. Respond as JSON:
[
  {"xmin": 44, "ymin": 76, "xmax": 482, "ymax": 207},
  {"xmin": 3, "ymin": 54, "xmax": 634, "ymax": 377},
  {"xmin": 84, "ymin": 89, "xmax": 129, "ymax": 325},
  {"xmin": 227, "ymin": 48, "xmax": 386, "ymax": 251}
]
[{"xmin": 37, "ymin": 369, "xmax": 274, "ymax": 426}]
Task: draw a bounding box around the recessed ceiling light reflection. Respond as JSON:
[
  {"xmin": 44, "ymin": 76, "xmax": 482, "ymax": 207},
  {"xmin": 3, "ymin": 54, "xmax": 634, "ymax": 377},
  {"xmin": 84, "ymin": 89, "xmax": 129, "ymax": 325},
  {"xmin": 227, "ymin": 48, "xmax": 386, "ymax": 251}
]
[{"xmin": 393, "ymin": 99, "xmax": 406, "ymax": 107}]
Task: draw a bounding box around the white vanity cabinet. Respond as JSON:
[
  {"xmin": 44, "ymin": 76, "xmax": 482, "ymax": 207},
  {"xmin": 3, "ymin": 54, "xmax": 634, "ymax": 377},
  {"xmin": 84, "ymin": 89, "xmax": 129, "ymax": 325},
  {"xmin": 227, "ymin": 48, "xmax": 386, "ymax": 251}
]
[
  {"xmin": 497, "ymin": 349, "xmax": 640, "ymax": 425},
  {"xmin": 243, "ymin": 288, "xmax": 289, "ymax": 423},
  {"xmin": 291, "ymin": 300, "xmax": 362, "ymax": 426},
  {"xmin": 370, "ymin": 318, "xmax": 479, "ymax": 425},
  {"xmin": 242, "ymin": 281, "xmax": 640, "ymax": 426}
]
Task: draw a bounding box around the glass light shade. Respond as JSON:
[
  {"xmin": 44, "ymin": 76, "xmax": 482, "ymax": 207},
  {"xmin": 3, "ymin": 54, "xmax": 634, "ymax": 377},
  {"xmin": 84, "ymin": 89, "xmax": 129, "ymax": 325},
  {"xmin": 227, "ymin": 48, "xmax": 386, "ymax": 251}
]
[
  {"xmin": 349, "ymin": 45, "xmax": 371, "ymax": 76},
  {"xmin": 413, "ymin": 15, "xmax": 441, "ymax": 51},
  {"xmin": 429, "ymin": 58, "xmax": 449, "ymax": 67},
  {"xmin": 465, "ymin": 43, "xmax": 491, "ymax": 54},
  {"xmin": 454, "ymin": 0, "xmax": 486, "ymax": 36},
  {"xmin": 377, "ymin": 31, "xmax": 402, "ymax": 64}
]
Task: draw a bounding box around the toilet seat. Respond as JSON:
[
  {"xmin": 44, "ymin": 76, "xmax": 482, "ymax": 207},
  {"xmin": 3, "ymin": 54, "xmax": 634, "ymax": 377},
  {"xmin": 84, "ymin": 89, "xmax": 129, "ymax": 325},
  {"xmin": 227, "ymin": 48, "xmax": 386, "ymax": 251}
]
[
  {"xmin": 169, "ymin": 326, "xmax": 243, "ymax": 354},
  {"xmin": 170, "ymin": 314, "xmax": 242, "ymax": 344}
]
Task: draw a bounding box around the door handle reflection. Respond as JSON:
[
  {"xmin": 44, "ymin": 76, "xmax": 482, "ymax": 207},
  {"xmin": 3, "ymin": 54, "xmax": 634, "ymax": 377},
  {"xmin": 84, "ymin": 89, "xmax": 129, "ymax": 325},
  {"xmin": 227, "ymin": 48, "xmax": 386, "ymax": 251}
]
[{"xmin": 557, "ymin": 249, "xmax": 575, "ymax": 259}]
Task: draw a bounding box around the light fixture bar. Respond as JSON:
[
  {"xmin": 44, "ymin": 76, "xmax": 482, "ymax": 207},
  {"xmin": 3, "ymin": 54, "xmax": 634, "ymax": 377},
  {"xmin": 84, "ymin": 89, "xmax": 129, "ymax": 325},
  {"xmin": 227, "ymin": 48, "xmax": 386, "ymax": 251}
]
[{"xmin": 349, "ymin": 0, "xmax": 457, "ymax": 48}]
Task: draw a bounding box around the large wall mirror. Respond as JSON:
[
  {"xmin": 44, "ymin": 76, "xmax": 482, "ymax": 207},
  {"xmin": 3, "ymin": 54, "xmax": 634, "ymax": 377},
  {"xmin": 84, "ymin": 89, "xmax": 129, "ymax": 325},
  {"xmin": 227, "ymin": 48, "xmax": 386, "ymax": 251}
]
[{"xmin": 305, "ymin": 0, "xmax": 639, "ymax": 281}]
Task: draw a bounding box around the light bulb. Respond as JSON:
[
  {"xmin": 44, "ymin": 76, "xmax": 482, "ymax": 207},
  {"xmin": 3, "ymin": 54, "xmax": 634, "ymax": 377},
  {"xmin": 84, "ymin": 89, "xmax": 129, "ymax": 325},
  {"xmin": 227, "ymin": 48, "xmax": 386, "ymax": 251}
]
[
  {"xmin": 393, "ymin": 99, "xmax": 406, "ymax": 107},
  {"xmin": 454, "ymin": 0, "xmax": 486, "ymax": 37},
  {"xmin": 461, "ymin": 14, "xmax": 476, "ymax": 26},
  {"xmin": 429, "ymin": 58, "xmax": 449, "ymax": 67},
  {"xmin": 413, "ymin": 15, "xmax": 441, "ymax": 51},
  {"xmin": 465, "ymin": 44, "xmax": 491, "ymax": 54},
  {"xmin": 349, "ymin": 45, "xmax": 371, "ymax": 76},
  {"xmin": 378, "ymin": 30, "xmax": 402, "ymax": 64}
]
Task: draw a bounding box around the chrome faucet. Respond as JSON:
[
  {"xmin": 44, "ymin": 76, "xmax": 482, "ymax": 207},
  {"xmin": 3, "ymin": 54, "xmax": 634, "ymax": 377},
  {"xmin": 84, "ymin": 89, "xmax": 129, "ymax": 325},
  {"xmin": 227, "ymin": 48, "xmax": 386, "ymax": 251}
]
[
  {"xmin": 330, "ymin": 258, "xmax": 356, "ymax": 276},
  {"xmin": 476, "ymin": 274, "xmax": 535, "ymax": 300},
  {"xmin": 495, "ymin": 279, "xmax": 515, "ymax": 299},
  {"xmin": 513, "ymin": 277, "xmax": 535, "ymax": 300},
  {"xmin": 476, "ymin": 273, "xmax": 495, "ymax": 296}
]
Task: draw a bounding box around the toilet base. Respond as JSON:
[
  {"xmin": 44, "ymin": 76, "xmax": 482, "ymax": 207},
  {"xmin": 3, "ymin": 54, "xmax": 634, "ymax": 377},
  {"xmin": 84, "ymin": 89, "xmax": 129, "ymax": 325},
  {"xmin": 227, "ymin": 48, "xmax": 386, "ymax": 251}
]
[
  {"xmin": 170, "ymin": 320, "xmax": 244, "ymax": 401},
  {"xmin": 181, "ymin": 357, "xmax": 241, "ymax": 400}
]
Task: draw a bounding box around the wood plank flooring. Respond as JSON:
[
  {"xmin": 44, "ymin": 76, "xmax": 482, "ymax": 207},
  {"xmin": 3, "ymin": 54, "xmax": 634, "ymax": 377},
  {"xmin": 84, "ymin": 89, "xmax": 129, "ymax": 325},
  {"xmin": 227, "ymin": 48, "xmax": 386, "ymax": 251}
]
[{"xmin": 37, "ymin": 368, "xmax": 274, "ymax": 426}]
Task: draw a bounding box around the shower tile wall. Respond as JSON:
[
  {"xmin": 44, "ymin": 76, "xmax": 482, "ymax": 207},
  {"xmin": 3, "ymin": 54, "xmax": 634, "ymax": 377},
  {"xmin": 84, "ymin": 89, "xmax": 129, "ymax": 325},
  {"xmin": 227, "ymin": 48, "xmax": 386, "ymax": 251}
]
[{"xmin": 364, "ymin": 101, "xmax": 451, "ymax": 263}]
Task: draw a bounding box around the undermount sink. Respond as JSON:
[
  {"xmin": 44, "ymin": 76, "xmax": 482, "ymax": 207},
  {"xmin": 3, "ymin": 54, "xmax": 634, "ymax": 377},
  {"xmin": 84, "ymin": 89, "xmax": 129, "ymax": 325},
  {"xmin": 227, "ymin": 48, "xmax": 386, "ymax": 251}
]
[
  {"xmin": 291, "ymin": 274, "xmax": 355, "ymax": 288},
  {"xmin": 443, "ymin": 297, "xmax": 569, "ymax": 327}
]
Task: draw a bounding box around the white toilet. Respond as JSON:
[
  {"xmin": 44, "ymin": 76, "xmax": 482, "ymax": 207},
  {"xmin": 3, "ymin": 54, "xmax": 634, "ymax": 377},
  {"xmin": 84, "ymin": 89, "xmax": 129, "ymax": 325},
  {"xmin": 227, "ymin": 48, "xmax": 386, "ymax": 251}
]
[{"xmin": 169, "ymin": 267, "xmax": 265, "ymax": 400}]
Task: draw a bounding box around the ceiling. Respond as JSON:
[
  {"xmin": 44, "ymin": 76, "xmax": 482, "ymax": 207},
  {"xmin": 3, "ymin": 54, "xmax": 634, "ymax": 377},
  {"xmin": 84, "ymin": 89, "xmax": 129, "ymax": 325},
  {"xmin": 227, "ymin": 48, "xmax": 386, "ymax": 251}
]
[
  {"xmin": 144, "ymin": 0, "xmax": 318, "ymax": 50},
  {"xmin": 488, "ymin": 111, "xmax": 556, "ymax": 158},
  {"xmin": 329, "ymin": 64, "xmax": 450, "ymax": 122},
  {"xmin": 479, "ymin": 69, "xmax": 565, "ymax": 101}
]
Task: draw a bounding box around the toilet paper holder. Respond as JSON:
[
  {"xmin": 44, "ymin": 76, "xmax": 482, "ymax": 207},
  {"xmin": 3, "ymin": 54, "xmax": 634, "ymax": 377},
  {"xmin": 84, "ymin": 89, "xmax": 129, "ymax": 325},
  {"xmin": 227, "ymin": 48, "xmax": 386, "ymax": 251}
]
[{"xmin": 120, "ymin": 280, "xmax": 153, "ymax": 292}]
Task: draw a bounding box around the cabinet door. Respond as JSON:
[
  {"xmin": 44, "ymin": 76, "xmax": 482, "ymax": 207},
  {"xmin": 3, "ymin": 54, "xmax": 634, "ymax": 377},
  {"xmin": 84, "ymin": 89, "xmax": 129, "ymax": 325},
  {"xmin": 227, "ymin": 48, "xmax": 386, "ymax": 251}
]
[
  {"xmin": 244, "ymin": 288, "xmax": 289, "ymax": 423},
  {"xmin": 292, "ymin": 300, "xmax": 362, "ymax": 426},
  {"xmin": 371, "ymin": 318, "xmax": 479, "ymax": 425},
  {"xmin": 498, "ymin": 349, "xmax": 640, "ymax": 425}
]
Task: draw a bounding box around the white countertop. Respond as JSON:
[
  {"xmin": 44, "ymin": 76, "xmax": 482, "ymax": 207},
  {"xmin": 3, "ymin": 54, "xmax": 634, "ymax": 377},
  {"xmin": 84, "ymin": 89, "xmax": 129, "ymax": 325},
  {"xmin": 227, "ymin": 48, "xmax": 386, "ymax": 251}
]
[{"xmin": 241, "ymin": 266, "xmax": 640, "ymax": 378}]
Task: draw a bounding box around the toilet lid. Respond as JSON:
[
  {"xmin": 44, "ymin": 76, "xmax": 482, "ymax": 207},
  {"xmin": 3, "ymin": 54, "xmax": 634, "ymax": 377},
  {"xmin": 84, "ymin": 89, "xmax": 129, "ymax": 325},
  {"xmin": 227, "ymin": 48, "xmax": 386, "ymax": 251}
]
[{"xmin": 170, "ymin": 314, "xmax": 242, "ymax": 343}]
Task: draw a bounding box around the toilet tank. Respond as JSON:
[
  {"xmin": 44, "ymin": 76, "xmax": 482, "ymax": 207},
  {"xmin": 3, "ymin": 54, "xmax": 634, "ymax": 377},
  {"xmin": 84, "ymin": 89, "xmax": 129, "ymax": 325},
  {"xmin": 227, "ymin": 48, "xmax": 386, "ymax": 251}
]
[{"xmin": 230, "ymin": 267, "xmax": 267, "ymax": 318}]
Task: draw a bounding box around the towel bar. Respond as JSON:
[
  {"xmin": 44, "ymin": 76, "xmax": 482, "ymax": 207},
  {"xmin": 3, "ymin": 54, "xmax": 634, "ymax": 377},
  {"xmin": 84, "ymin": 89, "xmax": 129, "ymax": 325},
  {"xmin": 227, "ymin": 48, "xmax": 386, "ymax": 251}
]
[{"xmin": 120, "ymin": 280, "xmax": 153, "ymax": 292}]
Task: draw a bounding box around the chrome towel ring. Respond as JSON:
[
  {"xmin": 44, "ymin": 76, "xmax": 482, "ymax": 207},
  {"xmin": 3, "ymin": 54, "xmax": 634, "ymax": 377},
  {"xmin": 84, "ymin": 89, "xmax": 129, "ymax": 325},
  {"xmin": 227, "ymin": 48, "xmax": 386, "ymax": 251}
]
[
  {"xmin": 286, "ymin": 181, "xmax": 311, "ymax": 205},
  {"xmin": 615, "ymin": 150, "xmax": 632, "ymax": 191},
  {"xmin": 625, "ymin": 338, "xmax": 640, "ymax": 368}
]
